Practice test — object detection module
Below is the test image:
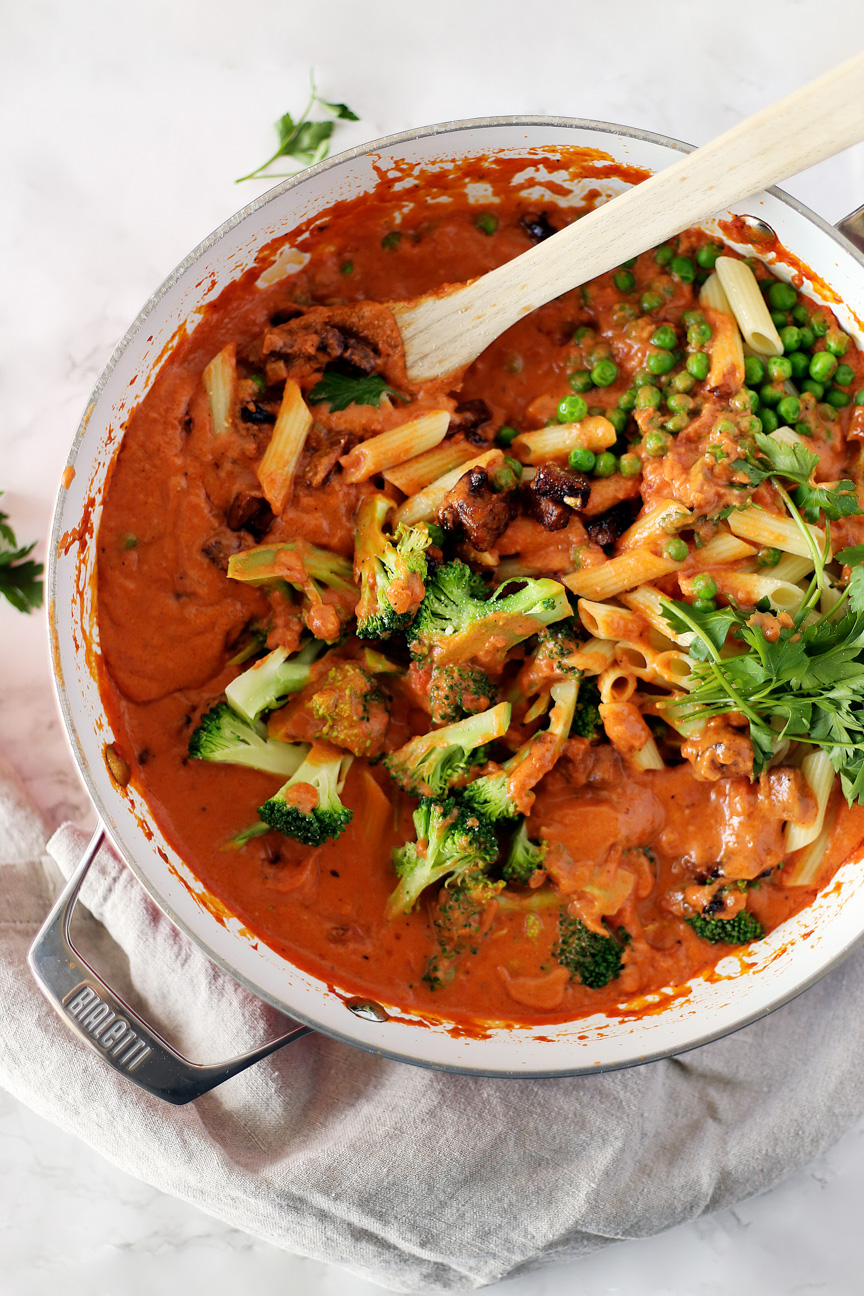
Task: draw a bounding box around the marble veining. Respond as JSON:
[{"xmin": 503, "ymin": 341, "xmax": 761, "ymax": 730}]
[{"xmin": 4, "ymin": 0, "xmax": 864, "ymax": 1291}]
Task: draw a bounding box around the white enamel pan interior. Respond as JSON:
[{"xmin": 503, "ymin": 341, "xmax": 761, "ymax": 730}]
[{"xmin": 49, "ymin": 117, "xmax": 864, "ymax": 1077}]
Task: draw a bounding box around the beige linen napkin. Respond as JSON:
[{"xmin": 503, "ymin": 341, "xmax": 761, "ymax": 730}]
[{"xmin": 4, "ymin": 746, "xmax": 864, "ymax": 1293}]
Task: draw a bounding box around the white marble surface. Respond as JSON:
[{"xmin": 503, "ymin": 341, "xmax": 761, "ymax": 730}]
[{"xmin": 4, "ymin": 1, "xmax": 864, "ymax": 1292}]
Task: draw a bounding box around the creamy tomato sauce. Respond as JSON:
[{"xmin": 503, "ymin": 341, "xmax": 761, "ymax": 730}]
[{"xmin": 96, "ymin": 155, "xmax": 864, "ymax": 1026}]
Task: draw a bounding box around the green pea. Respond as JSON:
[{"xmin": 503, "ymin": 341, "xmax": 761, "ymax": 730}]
[
  {"xmin": 646, "ymin": 349, "xmax": 675, "ymax": 376},
  {"xmin": 594, "ymin": 451, "xmax": 617, "ymax": 477},
  {"xmin": 614, "ymin": 303, "xmax": 639, "ymax": 325},
  {"xmin": 664, "ymin": 413, "xmax": 690, "ymax": 433},
  {"xmin": 757, "ymin": 547, "xmax": 782, "ymax": 568},
  {"xmin": 607, "ymin": 408, "xmax": 629, "ymax": 435},
  {"xmin": 671, "ymin": 256, "xmax": 695, "ymax": 283},
  {"xmin": 614, "ymin": 269, "xmax": 636, "ymax": 292},
  {"xmin": 811, "ymin": 314, "xmax": 830, "ymax": 337},
  {"xmin": 714, "ymin": 418, "xmax": 737, "ymax": 437},
  {"xmin": 649, "ymin": 325, "xmax": 676, "ymax": 350},
  {"xmin": 759, "ymin": 382, "xmax": 784, "ymax": 407},
  {"xmin": 767, "ymin": 355, "xmax": 793, "ymax": 381},
  {"xmin": 693, "ymin": 597, "xmax": 718, "ymax": 613},
  {"xmin": 587, "ymin": 342, "xmax": 611, "ymax": 366},
  {"xmin": 691, "ymin": 573, "xmax": 718, "ymax": 599},
  {"xmin": 817, "ymin": 402, "xmax": 838, "ymax": 422},
  {"xmin": 855, "ymin": 389, "xmax": 864, "ymax": 405},
  {"xmin": 794, "ymin": 420, "xmax": 814, "ymax": 438},
  {"xmin": 696, "ymin": 243, "xmax": 722, "ymax": 269},
  {"xmin": 826, "ymin": 329, "xmax": 849, "ymax": 356},
  {"xmin": 731, "ymin": 387, "xmax": 759, "ymax": 413},
  {"xmin": 621, "ymin": 256, "xmax": 638, "ymax": 268},
  {"xmin": 573, "ymin": 326, "xmax": 595, "ymax": 345},
  {"xmin": 827, "ymin": 388, "xmax": 852, "ymax": 408},
  {"xmin": 619, "ymin": 453, "xmax": 642, "ymax": 477},
  {"xmin": 770, "ymin": 309, "xmax": 788, "ymax": 329},
  {"xmin": 654, "ymin": 245, "xmax": 674, "ymax": 266},
  {"xmin": 801, "ymin": 378, "xmax": 825, "ymax": 400},
  {"xmin": 834, "ymin": 363, "xmax": 855, "ymax": 386},
  {"xmin": 568, "ymin": 447, "xmax": 596, "ymax": 473},
  {"xmin": 616, "ymin": 390, "xmax": 636, "ymax": 414},
  {"xmin": 496, "ymin": 424, "xmax": 519, "ymax": 447},
  {"xmin": 791, "ymin": 303, "xmax": 810, "ymax": 326},
  {"xmin": 687, "ymin": 322, "xmax": 713, "ymax": 349},
  {"xmin": 788, "ymin": 351, "xmax": 810, "ymax": 379},
  {"xmin": 665, "ymin": 537, "xmax": 689, "ymax": 561},
  {"xmin": 667, "ymin": 392, "xmax": 693, "ymax": 414},
  {"xmin": 695, "ymin": 269, "xmax": 710, "ymax": 287},
  {"xmin": 798, "ymin": 325, "xmax": 815, "ymax": 350},
  {"xmin": 779, "ymin": 325, "xmax": 801, "ymax": 353},
  {"xmin": 474, "ymin": 212, "xmax": 498, "ymax": 235},
  {"xmin": 122, "ymin": 533, "xmax": 138, "ymax": 550},
  {"xmin": 744, "ymin": 356, "xmax": 765, "ymax": 386},
  {"xmin": 633, "ymin": 369, "xmax": 654, "ymax": 388},
  {"xmin": 686, "ymin": 352, "xmax": 710, "ymax": 381},
  {"xmin": 588, "ymin": 405, "xmax": 605, "ymax": 417},
  {"xmin": 809, "ymin": 350, "xmax": 837, "ymax": 383},
  {"xmin": 569, "ymin": 370, "xmax": 594, "ymax": 394},
  {"xmin": 671, "ymin": 370, "xmax": 696, "ymax": 393},
  {"xmin": 591, "ymin": 359, "xmax": 618, "ymax": 387},
  {"xmin": 767, "ymin": 280, "xmax": 797, "ymax": 311},
  {"xmin": 776, "ymin": 395, "xmax": 801, "ymax": 424},
  {"xmin": 759, "ymin": 407, "xmax": 779, "ymax": 434},
  {"xmin": 681, "ymin": 310, "xmax": 705, "ymax": 327},
  {"xmin": 636, "ymin": 384, "xmax": 662, "ymax": 409},
  {"xmin": 640, "ymin": 290, "xmax": 664, "ymax": 312},
  {"xmin": 644, "ymin": 430, "xmax": 670, "ymax": 457},
  {"xmin": 339, "ymin": 261, "xmax": 354, "ymax": 276},
  {"xmin": 381, "ymin": 231, "xmax": 402, "ymax": 250},
  {"xmin": 558, "ymin": 394, "xmax": 588, "ymax": 423},
  {"xmin": 250, "ymin": 374, "xmax": 266, "ymax": 391}
]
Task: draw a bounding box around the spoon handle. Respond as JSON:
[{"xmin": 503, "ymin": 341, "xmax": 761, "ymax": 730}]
[{"xmin": 395, "ymin": 51, "xmax": 864, "ymax": 381}]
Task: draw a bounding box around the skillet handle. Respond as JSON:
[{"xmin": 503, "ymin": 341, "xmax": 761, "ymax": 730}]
[
  {"xmin": 27, "ymin": 825, "xmax": 310, "ymax": 1105},
  {"xmin": 836, "ymin": 204, "xmax": 864, "ymax": 253}
]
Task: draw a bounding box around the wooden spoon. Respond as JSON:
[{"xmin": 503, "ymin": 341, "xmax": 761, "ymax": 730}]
[{"xmin": 392, "ymin": 52, "xmax": 864, "ymax": 383}]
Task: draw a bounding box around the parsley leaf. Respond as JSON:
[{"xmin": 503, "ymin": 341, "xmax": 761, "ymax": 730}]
[
  {"xmin": 793, "ymin": 478, "xmax": 861, "ymax": 524},
  {"xmin": 307, "ymin": 371, "xmax": 406, "ymax": 413},
  {"xmin": 835, "ymin": 544, "xmax": 864, "ymax": 567},
  {"xmin": 661, "ymin": 599, "xmax": 740, "ymax": 660},
  {"xmin": 0, "ymin": 498, "xmax": 43, "ymax": 614},
  {"xmin": 237, "ymin": 74, "xmax": 358, "ymax": 183}
]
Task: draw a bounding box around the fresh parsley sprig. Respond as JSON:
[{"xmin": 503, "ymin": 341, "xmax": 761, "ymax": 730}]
[
  {"xmin": 663, "ymin": 432, "xmax": 864, "ymax": 802},
  {"xmin": 307, "ymin": 371, "xmax": 406, "ymax": 413},
  {"xmin": 0, "ymin": 496, "xmax": 43, "ymax": 614},
  {"xmin": 237, "ymin": 73, "xmax": 358, "ymax": 183}
]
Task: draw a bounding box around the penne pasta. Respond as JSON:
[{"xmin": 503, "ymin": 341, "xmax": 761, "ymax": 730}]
[
  {"xmin": 576, "ymin": 598, "xmax": 650, "ymax": 643},
  {"xmin": 631, "ymin": 736, "xmax": 665, "ymax": 771},
  {"xmin": 202, "ymin": 343, "xmax": 237, "ymax": 437},
  {"xmin": 256, "ymin": 379, "xmax": 313, "ymax": 512},
  {"xmin": 771, "ymin": 554, "xmax": 814, "ymax": 584},
  {"xmin": 715, "ymin": 256, "xmax": 783, "ymax": 356},
  {"xmin": 511, "ymin": 415, "xmax": 616, "ymax": 464},
  {"xmin": 702, "ymin": 302, "xmax": 746, "ymax": 391},
  {"xmin": 689, "ymin": 531, "xmax": 757, "ymax": 568},
  {"xmin": 563, "ymin": 636, "xmax": 617, "ymax": 675},
  {"xmin": 562, "ymin": 549, "xmax": 684, "ymax": 601},
  {"xmin": 393, "ymin": 448, "xmax": 504, "ymax": 527},
  {"xmin": 382, "ymin": 436, "xmax": 477, "ymax": 494},
  {"xmin": 618, "ymin": 500, "xmax": 692, "ymax": 552},
  {"xmin": 785, "ymin": 750, "xmax": 835, "ymax": 854},
  {"xmin": 340, "ymin": 410, "xmax": 450, "ymax": 484},
  {"xmin": 598, "ymin": 667, "xmax": 637, "ymax": 704},
  {"xmin": 728, "ymin": 507, "xmax": 828, "ymax": 560},
  {"xmin": 681, "ymin": 570, "xmax": 805, "ymax": 615},
  {"xmin": 620, "ymin": 584, "xmax": 695, "ymax": 648}
]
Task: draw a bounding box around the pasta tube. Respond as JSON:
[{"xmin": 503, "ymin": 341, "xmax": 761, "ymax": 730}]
[
  {"xmin": 393, "ymin": 448, "xmax": 504, "ymax": 527},
  {"xmin": 562, "ymin": 549, "xmax": 684, "ymax": 601},
  {"xmin": 728, "ymin": 507, "xmax": 828, "ymax": 560},
  {"xmin": 256, "ymin": 379, "xmax": 313, "ymax": 512},
  {"xmin": 785, "ymin": 750, "xmax": 835, "ymax": 854},
  {"xmin": 202, "ymin": 343, "xmax": 237, "ymax": 437},
  {"xmin": 715, "ymin": 256, "xmax": 783, "ymax": 356},
  {"xmin": 511, "ymin": 416, "xmax": 616, "ymax": 464},
  {"xmin": 383, "ymin": 437, "xmax": 477, "ymax": 494},
  {"xmin": 340, "ymin": 411, "xmax": 450, "ymax": 484}
]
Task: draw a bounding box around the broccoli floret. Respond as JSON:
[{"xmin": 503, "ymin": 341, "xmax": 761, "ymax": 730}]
[
  {"xmin": 572, "ymin": 677, "xmax": 602, "ymax": 740},
  {"xmin": 429, "ymin": 663, "xmax": 497, "ymax": 725},
  {"xmin": 424, "ymin": 871, "xmax": 504, "ymax": 989},
  {"xmin": 462, "ymin": 678, "xmax": 578, "ymax": 820},
  {"xmin": 686, "ymin": 910, "xmax": 764, "ymax": 945},
  {"xmin": 502, "ymin": 820, "xmax": 546, "ymax": 884},
  {"xmin": 383, "ymin": 701, "xmax": 511, "ymax": 798},
  {"xmin": 354, "ymin": 493, "xmax": 430, "ymax": 639},
  {"xmin": 225, "ymin": 639, "xmax": 323, "ymax": 724},
  {"xmin": 386, "ymin": 797, "xmax": 498, "ymax": 918},
  {"xmin": 517, "ymin": 619, "xmax": 582, "ymax": 696},
  {"xmin": 555, "ymin": 911, "xmax": 631, "ymax": 989},
  {"xmin": 258, "ymin": 741, "xmax": 353, "ymax": 845},
  {"xmin": 189, "ymin": 703, "xmax": 308, "ymax": 778},
  {"xmin": 310, "ymin": 661, "xmax": 389, "ymax": 756},
  {"xmin": 407, "ymin": 560, "xmax": 571, "ymax": 672},
  {"xmin": 227, "ymin": 539, "xmax": 358, "ymax": 642}
]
